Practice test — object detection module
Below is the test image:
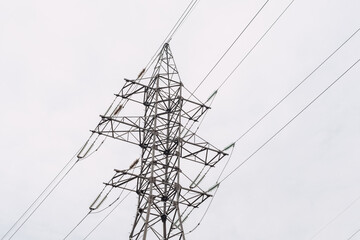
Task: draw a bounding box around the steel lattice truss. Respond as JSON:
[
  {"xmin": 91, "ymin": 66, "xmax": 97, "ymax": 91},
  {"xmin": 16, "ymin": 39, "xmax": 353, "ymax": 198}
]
[{"xmin": 80, "ymin": 44, "xmax": 227, "ymax": 239}]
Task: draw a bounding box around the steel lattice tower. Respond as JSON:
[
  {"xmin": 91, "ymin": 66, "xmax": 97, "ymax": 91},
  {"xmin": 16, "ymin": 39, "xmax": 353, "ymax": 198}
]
[{"xmin": 81, "ymin": 43, "xmax": 227, "ymax": 239}]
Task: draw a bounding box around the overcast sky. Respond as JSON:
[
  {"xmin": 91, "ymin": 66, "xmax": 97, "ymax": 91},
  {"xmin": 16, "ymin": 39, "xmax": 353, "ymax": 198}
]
[{"xmin": 1, "ymin": 0, "xmax": 360, "ymax": 239}]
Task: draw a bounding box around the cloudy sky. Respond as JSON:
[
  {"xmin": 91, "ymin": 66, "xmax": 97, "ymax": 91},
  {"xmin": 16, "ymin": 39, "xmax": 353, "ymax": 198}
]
[{"xmin": 0, "ymin": 0, "xmax": 360, "ymax": 239}]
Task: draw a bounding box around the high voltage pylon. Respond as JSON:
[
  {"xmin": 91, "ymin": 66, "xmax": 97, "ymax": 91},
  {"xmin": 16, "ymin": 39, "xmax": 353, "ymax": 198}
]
[{"xmin": 77, "ymin": 43, "xmax": 227, "ymax": 239}]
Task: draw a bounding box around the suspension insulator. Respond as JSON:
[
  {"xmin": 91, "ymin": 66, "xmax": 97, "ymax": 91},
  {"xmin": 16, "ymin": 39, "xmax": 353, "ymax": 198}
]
[
  {"xmin": 89, "ymin": 193, "xmax": 102, "ymax": 210},
  {"xmin": 96, "ymin": 195, "xmax": 107, "ymax": 209},
  {"xmin": 190, "ymin": 173, "xmax": 206, "ymax": 189},
  {"xmin": 223, "ymin": 142, "xmax": 235, "ymax": 151},
  {"xmin": 137, "ymin": 68, "xmax": 146, "ymax": 79},
  {"xmin": 78, "ymin": 140, "xmax": 95, "ymax": 159},
  {"xmin": 77, "ymin": 139, "xmax": 90, "ymax": 159},
  {"xmin": 206, "ymin": 90, "xmax": 218, "ymax": 103},
  {"xmin": 89, "ymin": 194, "xmax": 108, "ymax": 210},
  {"xmin": 207, "ymin": 183, "xmax": 220, "ymax": 193},
  {"xmin": 113, "ymin": 104, "xmax": 123, "ymax": 116},
  {"xmin": 129, "ymin": 158, "xmax": 139, "ymax": 169}
]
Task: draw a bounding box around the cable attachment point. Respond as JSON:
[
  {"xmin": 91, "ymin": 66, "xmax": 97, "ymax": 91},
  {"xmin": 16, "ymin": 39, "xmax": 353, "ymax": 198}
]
[
  {"xmin": 129, "ymin": 158, "xmax": 139, "ymax": 169},
  {"xmin": 189, "ymin": 172, "xmax": 206, "ymax": 189},
  {"xmin": 89, "ymin": 193, "xmax": 108, "ymax": 211},
  {"xmin": 112, "ymin": 104, "xmax": 123, "ymax": 116},
  {"xmin": 77, "ymin": 140, "xmax": 95, "ymax": 159},
  {"xmin": 205, "ymin": 90, "xmax": 218, "ymax": 103},
  {"xmin": 137, "ymin": 68, "xmax": 146, "ymax": 79},
  {"xmin": 207, "ymin": 183, "xmax": 220, "ymax": 193},
  {"xmin": 223, "ymin": 142, "xmax": 235, "ymax": 152}
]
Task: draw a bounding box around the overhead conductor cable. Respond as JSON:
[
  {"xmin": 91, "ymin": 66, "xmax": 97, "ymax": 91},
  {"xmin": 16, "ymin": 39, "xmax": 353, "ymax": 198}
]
[
  {"xmin": 220, "ymin": 58, "xmax": 360, "ymax": 184},
  {"xmin": 186, "ymin": 24, "xmax": 360, "ymax": 234},
  {"xmin": 53, "ymin": 1, "xmax": 202, "ymax": 239},
  {"xmin": 190, "ymin": 0, "xmax": 271, "ymax": 97}
]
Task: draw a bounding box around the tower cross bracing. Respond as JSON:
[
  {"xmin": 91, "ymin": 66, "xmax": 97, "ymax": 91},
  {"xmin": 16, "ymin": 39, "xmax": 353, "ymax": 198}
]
[{"xmin": 81, "ymin": 43, "xmax": 227, "ymax": 239}]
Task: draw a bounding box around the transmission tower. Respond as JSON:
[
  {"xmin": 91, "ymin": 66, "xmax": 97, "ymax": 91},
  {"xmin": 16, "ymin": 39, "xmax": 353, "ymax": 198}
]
[{"xmin": 80, "ymin": 43, "xmax": 227, "ymax": 239}]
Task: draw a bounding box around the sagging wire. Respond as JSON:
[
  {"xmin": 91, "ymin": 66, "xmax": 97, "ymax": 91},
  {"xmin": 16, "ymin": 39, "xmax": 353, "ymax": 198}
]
[
  {"xmin": 71, "ymin": 11, "xmax": 360, "ymax": 240},
  {"xmin": 216, "ymin": 0, "xmax": 296, "ymax": 92},
  {"xmin": 62, "ymin": 181, "xmax": 115, "ymax": 239},
  {"xmin": 183, "ymin": 23, "xmax": 360, "ymax": 236},
  {"xmin": 227, "ymin": 24, "xmax": 360, "ymax": 145},
  {"xmin": 189, "ymin": 0, "xmax": 271, "ymax": 98},
  {"xmin": 0, "ymin": 150, "xmax": 78, "ymax": 240},
  {"xmin": 178, "ymin": 0, "xmax": 272, "ymax": 138},
  {"xmin": 3, "ymin": 1, "xmax": 204, "ymax": 238},
  {"xmin": 189, "ymin": 0, "xmax": 298, "ymax": 138},
  {"xmin": 144, "ymin": 0, "xmax": 200, "ymax": 73},
  {"xmin": 105, "ymin": 0, "xmax": 284, "ymax": 230},
  {"xmin": 309, "ymin": 192, "xmax": 360, "ymax": 240},
  {"xmin": 63, "ymin": 211, "xmax": 92, "ymax": 240},
  {"xmin": 77, "ymin": 136, "xmax": 107, "ymax": 162},
  {"xmin": 194, "ymin": 90, "xmax": 218, "ymax": 135},
  {"xmin": 7, "ymin": 159, "xmax": 79, "ymax": 240},
  {"xmin": 179, "ymin": 0, "xmax": 272, "ymax": 136},
  {"xmin": 219, "ymin": 58, "xmax": 360, "ymax": 184},
  {"xmin": 175, "ymin": 141, "xmax": 235, "ymax": 233},
  {"xmin": 62, "ymin": 163, "xmax": 140, "ymax": 239},
  {"xmin": 116, "ymin": 0, "xmax": 200, "ymax": 107},
  {"xmin": 347, "ymin": 227, "xmax": 360, "ymax": 240},
  {"xmin": 168, "ymin": 0, "xmax": 200, "ymax": 42},
  {"xmin": 4, "ymin": 93, "xmax": 130, "ymax": 239},
  {"xmin": 185, "ymin": 145, "xmax": 236, "ymax": 234},
  {"xmin": 186, "ymin": 57, "xmax": 359, "ymax": 231},
  {"xmin": 176, "ymin": 0, "xmax": 291, "ymax": 186},
  {"xmin": 91, "ymin": 164, "xmax": 140, "ymax": 215},
  {"xmin": 59, "ymin": 2, "xmax": 203, "ymax": 236},
  {"xmin": 82, "ymin": 191, "xmax": 133, "ymax": 240}
]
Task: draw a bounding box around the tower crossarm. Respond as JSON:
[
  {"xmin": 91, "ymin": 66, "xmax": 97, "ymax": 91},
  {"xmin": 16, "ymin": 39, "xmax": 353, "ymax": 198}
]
[
  {"xmin": 86, "ymin": 43, "xmax": 226, "ymax": 239},
  {"xmin": 116, "ymin": 77, "xmax": 210, "ymax": 122},
  {"xmin": 92, "ymin": 116, "xmax": 144, "ymax": 146},
  {"xmin": 117, "ymin": 78, "xmax": 149, "ymax": 100},
  {"xmin": 106, "ymin": 169, "xmax": 212, "ymax": 208},
  {"xmin": 181, "ymin": 97, "xmax": 210, "ymax": 122},
  {"xmin": 180, "ymin": 128, "xmax": 228, "ymax": 167}
]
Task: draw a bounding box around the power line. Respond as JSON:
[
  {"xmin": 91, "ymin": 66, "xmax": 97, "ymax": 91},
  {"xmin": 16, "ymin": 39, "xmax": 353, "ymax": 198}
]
[
  {"xmin": 8, "ymin": 161, "xmax": 78, "ymax": 239},
  {"xmin": 63, "ymin": 167, "xmax": 136, "ymax": 239},
  {"xmin": 190, "ymin": 0, "xmax": 271, "ymax": 97},
  {"xmin": 78, "ymin": 43, "xmax": 228, "ymax": 239},
  {"xmin": 2, "ymin": 2, "xmax": 202, "ymax": 239},
  {"xmin": 193, "ymin": 26, "xmax": 360, "ymax": 197},
  {"xmin": 347, "ymin": 227, "xmax": 360, "ymax": 240},
  {"xmin": 144, "ymin": 0, "xmax": 199, "ymax": 72},
  {"xmin": 82, "ymin": 191, "xmax": 132, "ymax": 240},
  {"xmin": 6, "ymin": 1, "xmax": 357, "ymax": 238},
  {"xmin": 309, "ymin": 193, "xmax": 360, "ymax": 239},
  {"xmin": 168, "ymin": 1, "xmax": 273, "ymax": 208},
  {"xmin": 180, "ymin": 36, "xmax": 359, "ymax": 235},
  {"xmin": 187, "ymin": 0, "xmax": 295, "ymax": 113},
  {"xmin": 57, "ymin": 3, "xmax": 204, "ymax": 236},
  {"xmin": 182, "ymin": 4, "xmax": 299, "ymax": 229},
  {"xmin": 63, "ymin": 211, "xmax": 91, "ymax": 240},
  {"xmin": 163, "ymin": 48, "xmax": 353, "ymax": 232},
  {"xmin": 217, "ymin": 0, "xmax": 296, "ymax": 91},
  {"xmin": 169, "ymin": 0, "xmax": 200, "ymax": 41},
  {"xmin": 179, "ymin": 5, "xmax": 360, "ymax": 235},
  {"xmin": 231, "ymin": 26, "xmax": 360, "ymax": 144},
  {"xmin": 111, "ymin": 0, "xmax": 201, "ymax": 128},
  {"xmin": 0, "ymin": 150, "xmax": 79, "ymax": 240},
  {"xmin": 219, "ymin": 58, "xmax": 360, "ymax": 184},
  {"xmin": 197, "ymin": 0, "xmax": 298, "ymax": 138},
  {"xmin": 186, "ymin": 146, "xmax": 236, "ymax": 234},
  {"xmin": 112, "ymin": 15, "xmax": 359, "ymax": 240},
  {"xmin": 1, "ymin": 132, "xmax": 106, "ymax": 240}
]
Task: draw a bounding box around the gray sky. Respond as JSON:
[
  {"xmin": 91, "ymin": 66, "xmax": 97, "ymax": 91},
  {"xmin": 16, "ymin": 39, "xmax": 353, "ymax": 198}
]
[{"xmin": 1, "ymin": 0, "xmax": 360, "ymax": 239}]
